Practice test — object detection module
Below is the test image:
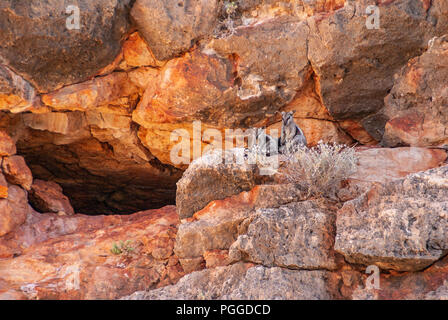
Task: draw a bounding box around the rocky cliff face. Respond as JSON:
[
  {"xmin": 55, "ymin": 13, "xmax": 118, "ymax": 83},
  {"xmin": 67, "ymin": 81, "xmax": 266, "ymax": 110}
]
[{"xmin": 1, "ymin": 0, "xmax": 448, "ymax": 299}]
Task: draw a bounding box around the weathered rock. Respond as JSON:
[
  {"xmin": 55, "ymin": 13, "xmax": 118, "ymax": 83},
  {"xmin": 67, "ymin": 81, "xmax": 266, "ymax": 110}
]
[
  {"xmin": 41, "ymin": 70, "xmax": 155, "ymax": 112},
  {"xmin": 133, "ymin": 17, "xmax": 311, "ymax": 165},
  {"xmin": 0, "ymin": 0, "xmax": 132, "ymax": 92},
  {"xmin": 335, "ymin": 165, "xmax": 448, "ymax": 271},
  {"xmin": 0, "ymin": 173, "xmax": 7, "ymax": 199},
  {"xmin": 176, "ymin": 148, "xmax": 258, "ymax": 219},
  {"xmin": 229, "ymin": 201, "xmax": 338, "ymax": 270},
  {"xmin": 122, "ymin": 32, "xmax": 165, "ymax": 68},
  {"xmin": 124, "ymin": 263, "xmax": 332, "ymax": 300},
  {"xmin": 307, "ymin": 0, "xmax": 448, "ymax": 138},
  {"xmin": 337, "ymin": 146, "xmax": 447, "ymax": 201},
  {"xmin": 1, "ymin": 110, "xmax": 183, "ymax": 214},
  {"xmin": 424, "ymin": 281, "xmax": 448, "ymax": 300},
  {"xmin": 132, "ymin": 50, "xmax": 233, "ymax": 128},
  {"xmin": 123, "ymin": 262, "xmax": 252, "ymax": 300},
  {"xmin": 0, "ymin": 206, "xmax": 185, "ymax": 299},
  {"xmin": 131, "ymin": 0, "xmax": 220, "ymax": 61},
  {"xmin": 338, "ymin": 119, "xmax": 378, "ymax": 145},
  {"xmin": 0, "ymin": 185, "xmax": 32, "ymax": 237},
  {"xmin": 351, "ymin": 146, "xmax": 447, "ymax": 183},
  {"xmin": 0, "ymin": 65, "xmax": 37, "ymax": 113},
  {"xmin": 22, "ymin": 112, "xmax": 87, "ymax": 136},
  {"xmin": 178, "ymin": 257, "xmax": 205, "ymax": 274},
  {"xmin": 175, "ymin": 184, "xmax": 306, "ymax": 260},
  {"xmin": 205, "ymin": 16, "xmax": 310, "ymax": 120},
  {"xmin": 222, "ymin": 266, "xmax": 332, "ymax": 300},
  {"xmin": 0, "ymin": 130, "xmax": 16, "ymax": 156},
  {"xmin": 381, "ymin": 35, "xmax": 448, "ymax": 147},
  {"xmin": 203, "ymin": 250, "xmax": 232, "ymax": 268},
  {"xmin": 2, "ymin": 156, "xmax": 33, "ymax": 190},
  {"xmin": 29, "ymin": 180, "xmax": 75, "ymax": 215},
  {"xmin": 351, "ymin": 254, "xmax": 448, "ymax": 300}
]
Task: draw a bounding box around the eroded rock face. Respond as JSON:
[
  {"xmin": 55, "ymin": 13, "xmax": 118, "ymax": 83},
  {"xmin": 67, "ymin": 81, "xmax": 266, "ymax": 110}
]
[
  {"xmin": 0, "ymin": 130, "xmax": 16, "ymax": 156},
  {"xmin": 381, "ymin": 35, "xmax": 448, "ymax": 147},
  {"xmin": 1, "ymin": 105, "xmax": 182, "ymax": 215},
  {"xmin": 204, "ymin": 16, "xmax": 310, "ymax": 119},
  {"xmin": 229, "ymin": 201, "xmax": 338, "ymax": 270},
  {"xmin": 0, "ymin": 185, "xmax": 32, "ymax": 237},
  {"xmin": 124, "ymin": 263, "xmax": 333, "ymax": 300},
  {"xmin": 335, "ymin": 165, "xmax": 448, "ymax": 271},
  {"xmin": 131, "ymin": 0, "xmax": 220, "ymax": 61},
  {"xmin": 1, "ymin": 0, "xmax": 448, "ymax": 301},
  {"xmin": 29, "ymin": 180, "xmax": 75, "ymax": 216},
  {"xmin": 0, "ymin": 131, "xmax": 36, "ymax": 237},
  {"xmin": 308, "ymin": 0, "xmax": 448, "ymax": 139},
  {"xmin": 0, "ymin": 206, "xmax": 184, "ymax": 299},
  {"xmin": 0, "ymin": 0, "xmax": 132, "ymax": 93},
  {"xmin": 176, "ymin": 149, "xmax": 259, "ymax": 219},
  {"xmin": 2, "ymin": 156, "xmax": 33, "ymax": 191},
  {"xmin": 0, "ymin": 65, "xmax": 37, "ymax": 113},
  {"xmin": 351, "ymin": 255, "xmax": 448, "ymax": 300},
  {"xmin": 350, "ymin": 146, "xmax": 447, "ymax": 183},
  {"xmin": 337, "ymin": 146, "xmax": 447, "ymax": 201}
]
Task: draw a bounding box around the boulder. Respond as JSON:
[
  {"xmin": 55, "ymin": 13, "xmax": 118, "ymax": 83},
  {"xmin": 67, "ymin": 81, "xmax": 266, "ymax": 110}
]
[
  {"xmin": 29, "ymin": 179, "xmax": 75, "ymax": 215},
  {"xmin": 335, "ymin": 165, "xmax": 448, "ymax": 271},
  {"xmin": 131, "ymin": 0, "xmax": 220, "ymax": 61},
  {"xmin": 0, "ymin": 65, "xmax": 37, "ymax": 113},
  {"xmin": 174, "ymin": 184, "xmax": 307, "ymax": 262},
  {"xmin": 0, "ymin": 185, "xmax": 32, "ymax": 237},
  {"xmin": 2, "ymin": 155, "xmax": 33, "ymax": 190},
  {"xmin": 123, "ymin": 263, "xmax": 333, "ymax": 300},
  {"xmin": 0, "ymin": 130, "xmax": 16, "ymax": 156},
  {"xmin": 382, "ymin": 35, "xmax": 448, "ymax": 147},
  {"xmin": 175, "ymin": 148, "xmax": 259, "ymax": 219},
  {"xmin": 0, "ymin": 206, "xmax": 184, "ymax": 299},
  {"xmin": 229, "ymin": 201, "xmax": 338, "ymax": 270},
  {"xmin": 307, "ymin": 0, "xmax": 448, "ymax": 139},
  {"xmin": 0, "ymin": 173, "xmax": 7, "ymax": 199},
  {"xmin": 222, "ymin": 266, "xmax": 332, "ymax": 300},
  {"xmin": 205, "ymin": 15, "xmax": 310, "ymax": 121},
  {"xmin": 337, "ymin": 146, "xmax": 447, "ymax": 201},
  {"xmin": 0, "ymin": 0, "xmax": 132, "ymax": 92},
  {"xmin": 351, "ymin": 147, "xmax": 447, "ymax": 183}
]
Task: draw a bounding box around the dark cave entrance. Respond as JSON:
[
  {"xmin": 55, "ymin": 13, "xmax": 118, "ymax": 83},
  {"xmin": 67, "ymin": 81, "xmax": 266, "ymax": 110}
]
[
  {"xmin": 17, "ymin": 141, "xmax": 182, "ymax": 215},
  {"xmin": 1, "ymin": 112, "xmax": 183, "ymax": 215}
]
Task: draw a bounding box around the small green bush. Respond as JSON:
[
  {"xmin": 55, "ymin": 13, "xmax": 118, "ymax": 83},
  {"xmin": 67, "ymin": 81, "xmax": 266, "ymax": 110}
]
[{"xmin": 110, "ymin": 240, "xmax": 135, "ymax": 256}]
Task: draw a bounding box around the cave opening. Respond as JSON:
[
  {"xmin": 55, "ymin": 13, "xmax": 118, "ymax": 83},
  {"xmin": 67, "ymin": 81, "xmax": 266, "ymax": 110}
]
[{"xmin": 1, "ymin": 112, "xmax": 183, "ymax": 215}]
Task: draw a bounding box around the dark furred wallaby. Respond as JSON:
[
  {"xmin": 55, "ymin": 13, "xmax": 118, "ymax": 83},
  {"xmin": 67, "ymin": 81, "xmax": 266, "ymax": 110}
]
[
  {"xmin": 279, "ymin": 111, "xmax": 307, "ymax": 154},
  {"xmin": 254, "ymin": 127, "xmax": 279, "ymax": 156}
]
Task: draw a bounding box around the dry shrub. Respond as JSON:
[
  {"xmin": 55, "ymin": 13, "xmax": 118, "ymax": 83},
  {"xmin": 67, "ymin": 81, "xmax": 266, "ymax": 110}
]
[
  {"xmin": 282, "ymin": 142, "xmax": 358, "ymax": 198},
  {"xmin": 213, "ymin": 1, "xmax": 240, "ymax": 38}
]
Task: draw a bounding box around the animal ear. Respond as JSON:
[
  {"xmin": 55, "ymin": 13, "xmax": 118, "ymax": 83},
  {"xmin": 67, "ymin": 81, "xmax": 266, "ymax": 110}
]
[{"xmin": 291, "ymin": 110, "xmax": 296, "ymax": 115}]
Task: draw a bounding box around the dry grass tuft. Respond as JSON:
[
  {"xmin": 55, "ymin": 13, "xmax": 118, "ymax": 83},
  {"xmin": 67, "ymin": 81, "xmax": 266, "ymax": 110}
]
[{"xmin": 281, "ymin": 142, "xmax": 358, "ymax": 199}]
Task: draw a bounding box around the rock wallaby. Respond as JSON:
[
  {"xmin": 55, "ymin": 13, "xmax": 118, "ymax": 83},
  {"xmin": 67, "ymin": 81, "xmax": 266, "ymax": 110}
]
[
  {"xmin": 254, "ymin": 127, "xmax": 279, "ymax": 156},
  {"xmin": 278, "ymin": 111, "xmax": 307, "ymax": 154}
]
